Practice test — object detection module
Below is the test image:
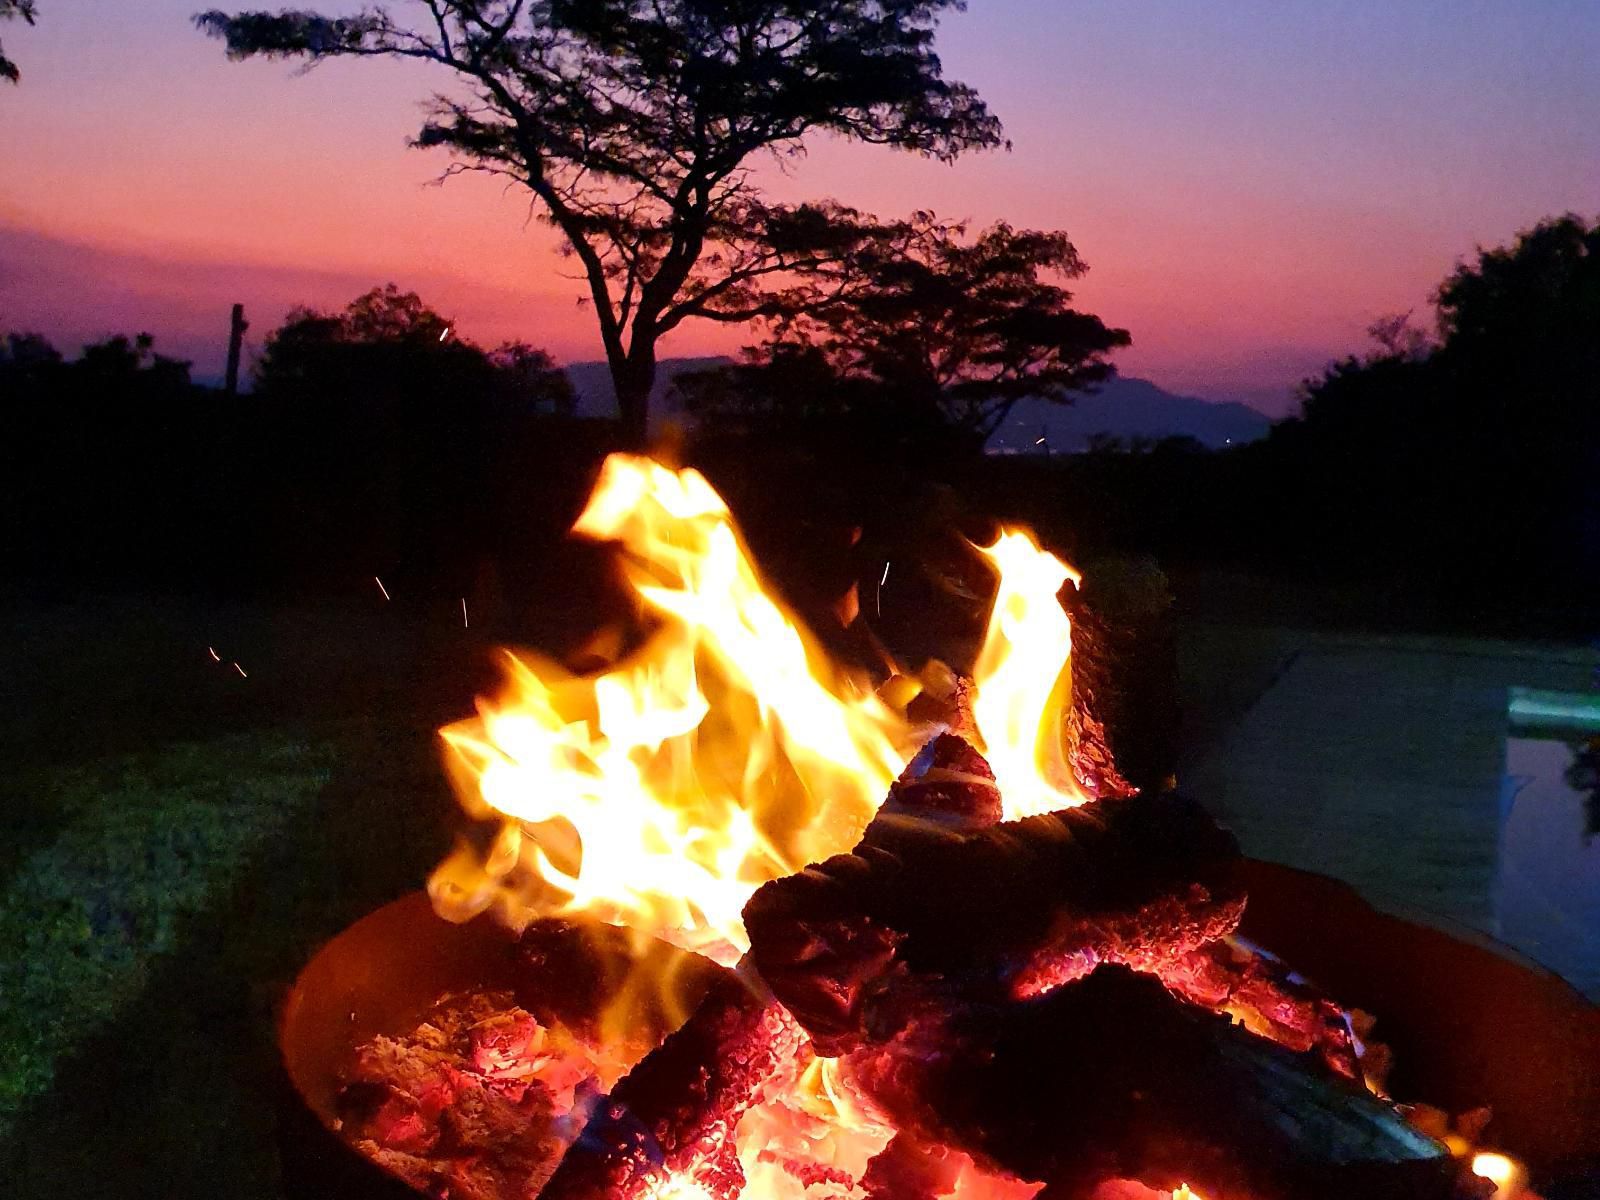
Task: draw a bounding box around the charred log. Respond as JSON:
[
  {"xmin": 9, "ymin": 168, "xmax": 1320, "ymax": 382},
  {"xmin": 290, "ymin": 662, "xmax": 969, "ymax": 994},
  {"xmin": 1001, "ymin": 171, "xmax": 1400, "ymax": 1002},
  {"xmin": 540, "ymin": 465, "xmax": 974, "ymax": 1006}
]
[
  {"xmin": 1161, "ymin": 938, "xmax": 1365, "ymax": 1082},
  {"xmin": 537, "ymin": 969, "xmax": 805, "ymax": 1200},
  {"xmin": 861, "ymin": 733, "xmax": 1006, "ymax": 851},
  {"xmin": 743, "ymin": 788, "xmax": 1244, "ymax": 1054},
  {"xmin": 845, "ymin": 965, "xmax": 1461, "ymax": 1200}
]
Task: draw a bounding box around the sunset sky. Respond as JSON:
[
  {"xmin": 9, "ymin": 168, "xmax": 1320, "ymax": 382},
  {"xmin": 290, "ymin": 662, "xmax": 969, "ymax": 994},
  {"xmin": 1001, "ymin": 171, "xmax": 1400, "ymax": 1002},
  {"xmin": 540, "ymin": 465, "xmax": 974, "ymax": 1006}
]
[{"xmin": 2, "ymin": 1, "xmax": 1596, "ymax": 414}]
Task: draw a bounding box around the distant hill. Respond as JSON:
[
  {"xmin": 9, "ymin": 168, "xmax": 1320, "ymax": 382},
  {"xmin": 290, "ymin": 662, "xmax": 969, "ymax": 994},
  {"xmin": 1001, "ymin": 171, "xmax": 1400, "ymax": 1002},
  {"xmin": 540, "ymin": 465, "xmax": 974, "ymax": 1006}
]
[
  {"xmin": 562, "ymin": 357, "xmax": 733, "ymax": 426},
  {"xmin": 563, "ymin": 359, "xmax": 1270, "ymax": 450},
  {"xmin": 985, "ymin": 377, "xmax": 1270, "ymax": 453}
]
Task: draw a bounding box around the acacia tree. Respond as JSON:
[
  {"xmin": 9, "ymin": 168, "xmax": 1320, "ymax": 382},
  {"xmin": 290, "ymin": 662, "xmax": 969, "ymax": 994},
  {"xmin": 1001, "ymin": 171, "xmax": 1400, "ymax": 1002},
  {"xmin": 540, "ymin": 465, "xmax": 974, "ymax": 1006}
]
[
  {"xmin": 1, "ymin": 0, "xmax": 37, "ymax": 84},
  {"xmin": 195, "ymin": 1, "xmax": 1006, "ymax": 442},
  {"xmin": 685, "ymin": 216, "xmax": 1131, "ymax": 440}
]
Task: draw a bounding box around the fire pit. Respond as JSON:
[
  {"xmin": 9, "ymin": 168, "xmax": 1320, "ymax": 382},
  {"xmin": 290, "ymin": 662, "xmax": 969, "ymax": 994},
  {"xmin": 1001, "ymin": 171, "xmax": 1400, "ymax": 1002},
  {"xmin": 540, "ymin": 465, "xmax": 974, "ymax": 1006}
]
[
  {"xmin": 278, "ymin": 862, "xmax": 1598, "ymax": 1200},
  {"xmin": 276, "ymin": 455, "xmax": 1598, "ymax": 1200}
]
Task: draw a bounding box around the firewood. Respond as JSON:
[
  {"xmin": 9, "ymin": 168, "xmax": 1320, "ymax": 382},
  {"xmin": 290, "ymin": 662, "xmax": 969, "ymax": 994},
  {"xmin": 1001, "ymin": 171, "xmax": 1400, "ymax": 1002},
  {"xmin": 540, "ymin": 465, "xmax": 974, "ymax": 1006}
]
[
  {"xmin": 843, "ymin": 965, "xmax": 1462, "ymax": 1200},
  {"xmin": 1160, "ymin": 938, "xmax": 1364, "ymax": 1082},
  {"xmin": 537, "ymin": 968, "xmax": 805, "ymax": 1200},
  {"xmin": 871, "ymin": 732, "xmax": 1003, "ymax": 828},
  {"xmin": 743, "ymin": 788, "xmax": 1244, "ymax": 1054}
]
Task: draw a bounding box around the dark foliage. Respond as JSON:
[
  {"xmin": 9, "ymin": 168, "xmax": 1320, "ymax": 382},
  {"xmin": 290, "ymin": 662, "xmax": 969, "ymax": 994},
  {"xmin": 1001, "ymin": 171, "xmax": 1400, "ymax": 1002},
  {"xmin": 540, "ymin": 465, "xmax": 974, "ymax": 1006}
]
[
  {"xmin": 194, "ymin": 1, "xmax": 1005, "ymax": 441},
  {"xmin": 961, "ymin": 214, "xmax": 1600, "ymax": 634},
  {"xmin": 0, "ymin": 0, "xmax": 36, "ymax": 84},
  {"xmin": 1271, "ymin": 214, "xmax": 1600, "ymax": 605},
  {"xmin": 0, "ymin": 290, "xmax": 599, "ymax": 615},
  {"xmin": 244, "ymin": 285, "xmax": 579, "ymax": 600},
  {"xmin": 679, "ymin": 216, "xmax": 1131, "ymax": 441}
]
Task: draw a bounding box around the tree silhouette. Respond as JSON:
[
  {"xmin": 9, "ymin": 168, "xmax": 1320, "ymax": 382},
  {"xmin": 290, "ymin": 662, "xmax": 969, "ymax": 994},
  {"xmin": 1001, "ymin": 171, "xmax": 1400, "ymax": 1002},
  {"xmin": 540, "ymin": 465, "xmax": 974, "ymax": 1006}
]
[
  {"xmin": 1434, "ymin": 214, "xmax": 1599, "ymax": 424},
  {"xmin": 257, "ymin": 283, "xmax": 574, "ymax": 412},
  {"xmin": 0, "ymin": 330, "xmax": 61, "ymax": 382},
  {"xmin": 1, "ymin": 0, "xmax": 37, "ymax": 84},
  {"xmin": 1285, "ymin": 212, "xmax": 1600, "ymax": 599},
  {"xmin": 683, "ymin": 216, "xmax": 1130, "ymax": 441},
  {"xmin": 195, "ymin": 2, "xmax": 1006, "ymax": 443},
  {"xmin": 251, "ymin": 284, "xmax": 576, "ymax": 594}
]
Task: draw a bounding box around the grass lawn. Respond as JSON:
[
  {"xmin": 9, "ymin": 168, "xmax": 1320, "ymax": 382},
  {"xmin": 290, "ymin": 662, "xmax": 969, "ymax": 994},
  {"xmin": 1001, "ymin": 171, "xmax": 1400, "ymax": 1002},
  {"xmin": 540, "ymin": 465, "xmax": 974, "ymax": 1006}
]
[
  {"xmin": 0, "ymin": 713, "xmax": 457, "ymax": 1198},
  {"xmin": 0, "ymin": 598, "xmax": 475, "ymax": 1198}
]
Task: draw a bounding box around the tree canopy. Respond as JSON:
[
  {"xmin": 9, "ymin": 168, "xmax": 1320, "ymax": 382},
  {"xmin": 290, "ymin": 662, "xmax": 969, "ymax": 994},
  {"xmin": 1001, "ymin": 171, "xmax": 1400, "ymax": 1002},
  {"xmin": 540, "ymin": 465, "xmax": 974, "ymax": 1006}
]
[
  {"xmin": 680, "ymin": 216, "xmax": 1131, "ymax": 442},
  {"xmin": 256, "ymin": 283, "xmax": 575, "ymax": 414},
  {"xmin": 1285, "ymin": 212, "xmax": 1600, "ymax": 594},
  {"xmin": 1296, "ymin": 213, "xmax": 1598, "ymax": 440},
  {"xmin": 1, "ymin": 0, "xmax": 37, "ymax": 84},
  {"xmin": 196, "ymin": 1, "xmax": 1006, "ymax": 441}
]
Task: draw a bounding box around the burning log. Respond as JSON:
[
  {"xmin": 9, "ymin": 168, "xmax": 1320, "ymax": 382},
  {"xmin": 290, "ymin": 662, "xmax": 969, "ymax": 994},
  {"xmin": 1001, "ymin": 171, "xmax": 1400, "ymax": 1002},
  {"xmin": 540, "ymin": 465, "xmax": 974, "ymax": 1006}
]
[
  {"xmin": 843, "ymin": 965, "xmax": 1462, "ymax": 1200},
  {"xmin": 868, "ymin": 733, "xmax": 1004, "ymax": 830},
  {"xmin": 743, "ymin": 783, "xmax": 1244, "ymax": 1054},
  {"xmin": 1160, "ymin": 939, "xmax": 1365, "ymax": 1083},
  {"xmin": 537, "ymin": 969, "xmax": 807, "ymax": 1200}
]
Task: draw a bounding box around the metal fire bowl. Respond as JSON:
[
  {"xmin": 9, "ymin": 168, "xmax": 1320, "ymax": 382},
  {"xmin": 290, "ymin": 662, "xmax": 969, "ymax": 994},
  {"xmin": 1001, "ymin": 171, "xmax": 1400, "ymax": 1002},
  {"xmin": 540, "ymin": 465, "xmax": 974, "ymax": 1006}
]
[{"xmin": 277, "ymin": 862, "xmax": 1600, "ymax": 1200}]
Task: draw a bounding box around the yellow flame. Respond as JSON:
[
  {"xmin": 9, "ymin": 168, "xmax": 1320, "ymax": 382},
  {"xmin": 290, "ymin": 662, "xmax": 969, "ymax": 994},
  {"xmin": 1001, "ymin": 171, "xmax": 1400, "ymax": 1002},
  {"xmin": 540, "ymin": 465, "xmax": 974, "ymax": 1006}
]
[
  {"xmin": 970, "ymin": 528, "xmax": 1090, "ymax": 817},
  {"xmin": 430, "ymin": 457, "xmax": 1096, "ymax": 970},
  {"xmin": 429, "ymin": 455, "xmax": 909, "ymax": 960},
  {"xmin": 1470, "ymin": 1152, "xmax": 1524, "ymax": 1196}
]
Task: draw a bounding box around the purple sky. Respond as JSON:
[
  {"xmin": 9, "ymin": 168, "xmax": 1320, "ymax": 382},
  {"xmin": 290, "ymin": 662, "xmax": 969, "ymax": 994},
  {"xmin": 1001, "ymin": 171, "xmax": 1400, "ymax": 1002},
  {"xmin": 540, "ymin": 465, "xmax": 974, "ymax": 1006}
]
[{"xmin": 2, "ymin": 1, "xmax": 1597, "ymax": 414}]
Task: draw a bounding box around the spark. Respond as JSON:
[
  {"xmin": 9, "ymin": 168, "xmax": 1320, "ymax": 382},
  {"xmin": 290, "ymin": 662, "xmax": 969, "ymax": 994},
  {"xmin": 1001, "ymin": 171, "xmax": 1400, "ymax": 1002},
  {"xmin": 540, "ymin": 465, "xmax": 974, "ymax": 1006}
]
[
  {"xmin": 461, "ymin": 597, "xmax": 469, "ymax": 629},
  {"xmin": 232, "ymin": 662, "xmax": 248, "ymax": 678},
  {"xmin": 439, "ymin": 325, "xmax": 451, "ymax": 342},
  {"xmin": 374, "ymin": 575, "xmax": 391, "ymax": 601},
  {"xmin": 876, "ymin": 561, "xmax": 890, "ymax": 617},
  {"xmin": 207, "ymin": 646, "xmax": 221, "ymax": 662},
  {"xmin": 1035, "ymin": 436, "xmax": 1046, "ymax": 445}
]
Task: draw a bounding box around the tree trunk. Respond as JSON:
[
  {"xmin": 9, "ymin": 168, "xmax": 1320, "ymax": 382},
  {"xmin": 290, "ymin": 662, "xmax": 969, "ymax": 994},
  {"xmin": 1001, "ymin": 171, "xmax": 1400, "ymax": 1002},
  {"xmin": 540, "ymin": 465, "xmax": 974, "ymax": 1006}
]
[{"xmin": 612, "ymin": 346, "xmax": 657, "ymax": 449}]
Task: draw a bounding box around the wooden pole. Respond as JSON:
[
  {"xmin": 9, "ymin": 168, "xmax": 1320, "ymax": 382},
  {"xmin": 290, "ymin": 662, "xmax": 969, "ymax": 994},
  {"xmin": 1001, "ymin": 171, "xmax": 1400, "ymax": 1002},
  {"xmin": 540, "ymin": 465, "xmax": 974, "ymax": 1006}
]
[{"xmin": 225, "ymin": 303, "xmax": 248, "ymax": 395}]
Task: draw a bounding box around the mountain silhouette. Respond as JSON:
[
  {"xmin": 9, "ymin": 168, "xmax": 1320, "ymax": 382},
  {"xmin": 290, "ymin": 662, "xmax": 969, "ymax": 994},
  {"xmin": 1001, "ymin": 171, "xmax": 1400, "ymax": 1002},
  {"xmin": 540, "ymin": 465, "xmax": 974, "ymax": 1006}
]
[
  {"xmin": 564, "ymin": 358, "xmax": 1269, "ymax": 450},
  {"xmin": 985, "ymin": 378, "xmax": 1269, "ymax": 453}
]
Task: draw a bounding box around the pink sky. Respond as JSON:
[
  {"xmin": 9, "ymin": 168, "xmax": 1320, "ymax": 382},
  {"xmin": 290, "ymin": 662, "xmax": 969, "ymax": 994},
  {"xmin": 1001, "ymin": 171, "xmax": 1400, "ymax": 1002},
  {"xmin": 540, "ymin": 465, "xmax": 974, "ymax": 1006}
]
[{"xmin": 2, "ymin": 1, "xmax": 1596, "ymax": 414}]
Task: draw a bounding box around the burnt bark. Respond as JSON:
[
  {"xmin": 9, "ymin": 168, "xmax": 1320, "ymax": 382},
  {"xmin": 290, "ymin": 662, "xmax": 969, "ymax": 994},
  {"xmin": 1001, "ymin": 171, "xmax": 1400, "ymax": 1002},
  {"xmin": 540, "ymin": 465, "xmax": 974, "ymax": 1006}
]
[{"xmin": 742, "ymin": 788, "xmax": 1244, "ymax": 1054}]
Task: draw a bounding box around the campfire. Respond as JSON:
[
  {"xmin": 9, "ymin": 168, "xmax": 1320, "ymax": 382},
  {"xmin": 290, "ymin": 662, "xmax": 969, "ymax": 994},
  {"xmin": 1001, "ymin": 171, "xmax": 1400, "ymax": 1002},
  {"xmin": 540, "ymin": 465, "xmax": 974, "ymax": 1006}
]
[{"xmin": 282, "ymin": 454, "xmax": 1579, "ymax": 1200}]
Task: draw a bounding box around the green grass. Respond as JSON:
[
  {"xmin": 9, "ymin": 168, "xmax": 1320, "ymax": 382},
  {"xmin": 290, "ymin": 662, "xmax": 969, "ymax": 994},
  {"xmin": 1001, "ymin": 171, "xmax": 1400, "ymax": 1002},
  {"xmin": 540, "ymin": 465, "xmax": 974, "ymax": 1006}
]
[
  {"xmin": 0, "ymin": 710, "xmax": 456, "ymax": 1197},
  {"xmin": 0, "ymin": 732, "xmax": 338, "ymax": 1124}
]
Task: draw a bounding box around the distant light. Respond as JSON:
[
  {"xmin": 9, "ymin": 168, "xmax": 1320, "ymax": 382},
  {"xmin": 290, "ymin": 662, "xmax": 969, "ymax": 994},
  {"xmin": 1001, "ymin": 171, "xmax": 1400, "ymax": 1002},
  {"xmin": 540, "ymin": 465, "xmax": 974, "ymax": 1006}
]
[
  {"xmin": 1225, "ymin": 438, "xmax": 1232, "ymax": 444},
  {"xmin": 1035, "ymin": 437, "xmax": 1046, "ymax": 445}
]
